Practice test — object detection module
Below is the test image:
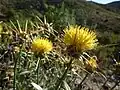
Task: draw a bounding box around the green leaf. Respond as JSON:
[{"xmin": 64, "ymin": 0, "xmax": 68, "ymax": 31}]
[
  {"xmin": 0, "ymin": 23, "xmax": 3, "ymax": 33},
  {"xmin": 63, "ymin": 80, "xmax": 71, "ymax": 90},
  {"xmin": 31, "ymin": 82, "xmax": 43, "ymax": 90},
  {"xmin": 20, "ymin": 71, "xmax": 31, "ymax": 75}
]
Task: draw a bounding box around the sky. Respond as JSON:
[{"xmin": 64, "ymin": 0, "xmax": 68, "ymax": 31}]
[{"xmin": 87, "ymin": 0, "xmax": 120, "ymax": 4}]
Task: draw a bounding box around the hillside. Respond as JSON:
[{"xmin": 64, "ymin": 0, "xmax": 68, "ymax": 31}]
[
  {"xmin": 103, "ymin": 1, "xmax": 120, "ymax": 14},
  {"xmin": 106, "ymin": 1, "xmax": 120, "ymax": 9},
  {"xmin": 0, "ymin": 0, "xmax": 120, "ymax": 34},
  {"xmin": 64, "ymin": 0, "xmax": 120, "ymax": 33}
]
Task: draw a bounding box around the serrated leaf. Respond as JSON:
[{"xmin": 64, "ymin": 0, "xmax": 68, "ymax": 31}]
[
  {"xmin": 63, "ymin": 80, "xmax": 71, "ymax": 90},
  {"xmin": 31, "ymin": 82, "xmax": 43, "ymax": 90}
]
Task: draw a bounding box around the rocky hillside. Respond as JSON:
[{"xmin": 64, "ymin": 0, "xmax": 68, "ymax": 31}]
[
  {"xmin": 106, "ymin": 1, "xmax": 120, "ymax": 9},
  {"xmin": 64, "ymin": 0, "xmax": 120, "ymax": 33},
  {"xmin": 0, "ymin": 0, "xmax": 120, "ymax": 33}
]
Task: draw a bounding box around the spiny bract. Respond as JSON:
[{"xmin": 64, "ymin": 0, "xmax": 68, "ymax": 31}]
[{"xmin": 85, "ymin": 57, "xmax": 98, "ymax": 72}]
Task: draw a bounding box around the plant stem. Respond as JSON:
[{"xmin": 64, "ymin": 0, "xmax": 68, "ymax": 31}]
[
  {"xmin": 13, "ymin": 53, "xmax": 18, "ymax": 90},
  {"xmin": 78, "ymin": 73, "xmax": 89, "ymax": 90},
  {"xmin": 37, "ymin": 64, "xmax": 39, "ymax": 84},
  {"xmin": 55, "ymin": 58, "xmax": 73, "ymax": 90},
  {"xmin": 36, "ymin": 57, "xmax": 40, "ymax": 84},
  {"xmin": 100, "ymin": 79, "xmax": 109, "ymax": 90}
]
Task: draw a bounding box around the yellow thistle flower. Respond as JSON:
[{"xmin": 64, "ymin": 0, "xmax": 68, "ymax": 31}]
[
  {"xmin": 32, "ymin": 38, "xmax": 53, "ymax": 54},
  {"xmin": 85, "ymin": 57, "xmax": 98, "ymax": 72},
  {"xmin": 64, "ymin": 25, "xmax": 98, "ymax": 52}
]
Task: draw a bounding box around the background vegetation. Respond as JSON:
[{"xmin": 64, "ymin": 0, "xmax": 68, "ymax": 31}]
[{"xmin": 0, "ymin": 0, "xmax": 120, "ymax": 90}]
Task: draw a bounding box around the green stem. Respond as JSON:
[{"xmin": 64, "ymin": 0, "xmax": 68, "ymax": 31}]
[
  {"xmin": 100, "ymin": 79, "xmax": 109, "ymax": 90},
  {"xmin": 36, "ymin": 57, "xmax": 40, "ymax": 84},
  {"xmin": 37, "ymin": 62, "xmax": 39, "ymax": 84},
  {"xmin": 13, "ymin": 53, "xmax": 18, "ymax": 90},
  {"xmin": 55, "ymin": 58, "xmax": 73, "ymax": 90}
]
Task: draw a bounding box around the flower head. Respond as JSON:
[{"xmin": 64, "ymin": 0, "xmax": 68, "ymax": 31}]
[
  {"xmin": 32, "ymin": 38, "xmax": 53, "ymax": 54},
  {"xmin": 85, "ymin": 57, "xmax": 98, "ymax": 72},
  {"xmin": 64, "ymin": 25, "xmax": 98, "ymax": 53}
]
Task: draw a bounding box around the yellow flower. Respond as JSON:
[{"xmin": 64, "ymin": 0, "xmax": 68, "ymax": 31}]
[
  {"xmin": 32, "ymin": 38, "xmax": 53, "ymax": 54},
  {"xmin": 85, "ymin": 57, "xmax": 98, "ymax": 72},
  {"xmin": 64, "ymin": 25, "xmax": 98, "ymax": 52}
]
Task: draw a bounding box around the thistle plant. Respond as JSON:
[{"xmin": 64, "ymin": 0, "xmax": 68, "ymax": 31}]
[
  {"xmin": 31, "ymin": 37, "xmax": 53, "ymax": 84},
  {"xmin": 55, "ymin": 25, "xmax": 98, "ymax": 89},
  {"xmin": 0, "ymin": 17, "xmax": 56, "ymax": 90},
  {"xmin": 77, "ymin": 54, "xmax": 98, "ymax": 89},
  {"xmin": 1, "ymin": 16, "xmax": 118, "ymax": 90}
]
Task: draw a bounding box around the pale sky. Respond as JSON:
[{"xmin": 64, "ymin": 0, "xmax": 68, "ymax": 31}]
[{"xmin": 87, "ymin": 0, "xmax": 120, "ymax": 4}]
